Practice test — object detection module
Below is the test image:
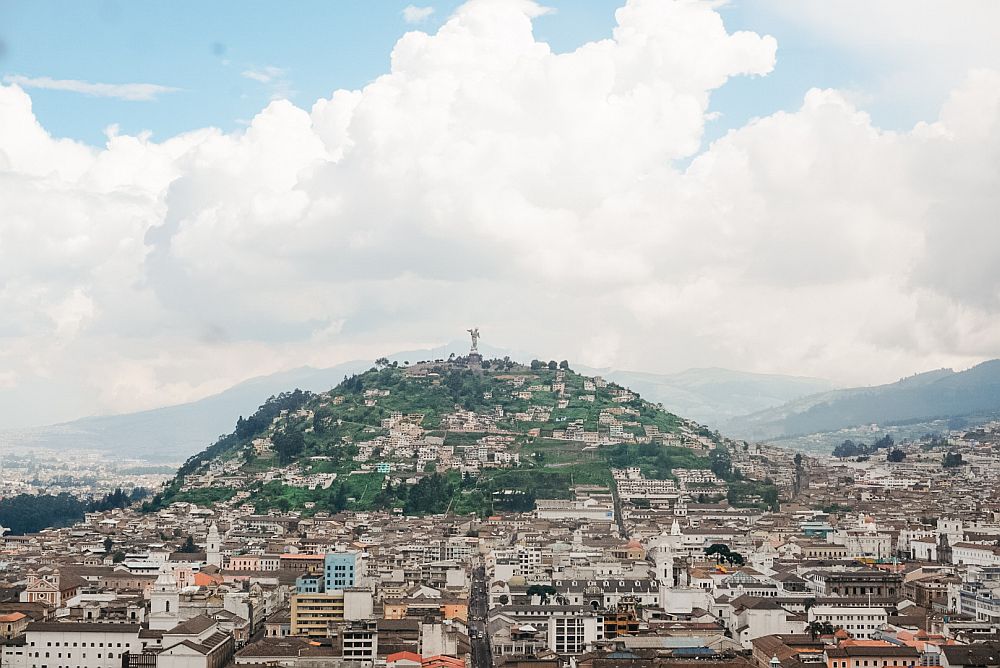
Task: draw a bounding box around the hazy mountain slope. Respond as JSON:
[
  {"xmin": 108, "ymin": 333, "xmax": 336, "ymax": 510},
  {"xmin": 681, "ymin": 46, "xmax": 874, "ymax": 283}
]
[
  {"xmin": 579, "ymin": 366, "xmax": 834, "ymax": 427},
  {"xmin": 0, "ymin": 361, "xmax": 370, "ymax": 461},
  {"xmin": 0, "ymin": 336, "xmax": 836, "ymax": 461},
  {"xmin": 724, "ymin": 360, "xmax": 1000, "ymax": 441}
]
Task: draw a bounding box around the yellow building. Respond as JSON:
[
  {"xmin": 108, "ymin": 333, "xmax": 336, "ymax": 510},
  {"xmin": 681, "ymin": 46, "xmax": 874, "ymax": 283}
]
[
  {"xmin": 290, "ymin": 592, "xmax": 345, "ymax": 636},
  {"xmin": 290, "ymin": 589, "xmax": 375, "ymax": 637}
]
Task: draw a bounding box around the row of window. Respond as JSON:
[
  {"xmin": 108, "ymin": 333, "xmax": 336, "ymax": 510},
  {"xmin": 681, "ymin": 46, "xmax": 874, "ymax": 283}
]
[
  {"xmin": 830, "ymin": 661, "xmax": 916, "ymax": 667},
  {"xmin": 30, "ymin": 651, "xmax": 119, "ymax": 659},
  {"xmin": 31, "ymin": 642, "xmax": 130, "ymax": 648}
]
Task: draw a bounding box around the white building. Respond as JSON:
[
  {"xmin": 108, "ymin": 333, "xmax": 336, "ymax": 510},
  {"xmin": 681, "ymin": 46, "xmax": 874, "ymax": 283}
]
[
  {"xmin": 808, "ymin": 606, "xmax": 888, "ymax": 640},
  {"xmin": 547, "ymin": 615, "xmax": 601, "ymax": 655},
  {"xmin": 1, "ymin": 622, "xmax": 143, "ymax": 668},
  {"xmin": 535, "ymin": 498, "xmax": 614, "ymax": 521},
  {"xmin": 952, "ymin": 543, "xmax": 1000, "ymax": 567}
]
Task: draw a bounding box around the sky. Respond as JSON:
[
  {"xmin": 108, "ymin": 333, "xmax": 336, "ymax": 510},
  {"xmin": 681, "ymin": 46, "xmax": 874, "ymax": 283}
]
[{"xmin": 1, "ymin": 0, "xmax": 999, "ymax": 429}]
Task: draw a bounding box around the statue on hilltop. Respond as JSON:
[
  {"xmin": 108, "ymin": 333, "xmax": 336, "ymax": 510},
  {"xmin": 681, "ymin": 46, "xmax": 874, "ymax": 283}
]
[{"xmin": 467, "ymin": 327, "xmax": 480, "ymax": 353}]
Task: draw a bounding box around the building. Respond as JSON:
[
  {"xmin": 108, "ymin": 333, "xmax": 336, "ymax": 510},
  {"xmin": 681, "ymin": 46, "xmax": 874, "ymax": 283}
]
[
  {"xmin": 1, "ymin": 622, "xmax": 143, "ymax": 668},
  {"xmin": 548, "ymin": 615, "xmax": 601, "ymax": 655},
  {"xmin": 334, "ymin": 620, "xmax": 378, "ymax": 662},
  {"xmin": 535, "ymin": 499, "xmax": 614, "ymax": 521},
  {"xmin": 325, "ymin": 552, "xmax": 359, "ymax": 591},
  {"xmin": 808, "ymin": 606, "xmax": 888, "ymax": 640},
  {"xmin": 825, "ymin": 643, "xmax": 919, "ymax": 668},
  {"xmin": 290, "ymin": 589, "xmax": 374, "ymax": 637},
  {"xmin": 0, "ymin": 612, "xmax": 29, "ymax": 640},
  {"xmin": 155, "ymin": 615, "xmax": 235, "ymax": 668},
  {"xmin": 812, "ymin": 572, "xmax": 902, "ymax": 599}
]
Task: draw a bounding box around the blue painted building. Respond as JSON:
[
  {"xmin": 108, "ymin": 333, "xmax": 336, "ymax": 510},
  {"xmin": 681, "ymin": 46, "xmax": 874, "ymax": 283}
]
[
  {"xmin": 325, "ymin": 551, "xmax": 358, "ymax": 591},
  {"xmin": 295, "ymin": 571, "xmax": 323, "ymax": 594}
]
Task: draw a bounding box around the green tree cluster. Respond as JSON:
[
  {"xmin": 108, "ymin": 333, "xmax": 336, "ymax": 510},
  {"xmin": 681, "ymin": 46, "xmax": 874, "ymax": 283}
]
[
  {"xmin": 704, "ymin": 543, "xmax": 745, "ymax": 565},
  {"xmin": 942, "ymin": 452, "xmax": 965, "ymax": 467}
]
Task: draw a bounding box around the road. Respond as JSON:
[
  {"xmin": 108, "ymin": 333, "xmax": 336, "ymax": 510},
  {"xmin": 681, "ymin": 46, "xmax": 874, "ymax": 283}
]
[
  {"xmin": 469, "ymin": 562, "xmax": 493, "ymax": 668},
  {"xmin": 609, "ymin": 477, "xmax": 627, "ymax": 538}
]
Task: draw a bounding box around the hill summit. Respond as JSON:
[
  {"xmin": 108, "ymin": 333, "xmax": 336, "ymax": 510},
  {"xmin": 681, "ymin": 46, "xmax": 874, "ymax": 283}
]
[{"xmin": 146, "ymin": 356, "xmax": 729, "ymax": 517}]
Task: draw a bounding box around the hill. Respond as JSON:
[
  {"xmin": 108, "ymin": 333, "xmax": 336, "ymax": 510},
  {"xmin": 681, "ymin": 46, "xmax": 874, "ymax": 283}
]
[
  {"xmin": 145, "ymin": 358, "xmax": 752, "ymax": 517},
  {"xmin": 0, "ymin": 337, "xmax": 830, "ymax": 460},
  {"xmin": 723, "ymin": 359, "xmax": 1000, "ymax": 442}
]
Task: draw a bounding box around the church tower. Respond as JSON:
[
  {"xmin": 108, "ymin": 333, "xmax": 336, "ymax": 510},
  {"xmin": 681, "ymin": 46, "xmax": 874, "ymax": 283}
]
[
  {"xmin": 149, "ymin": 567, "xmax": 180, "ymax": 631},
  {"xmin": 653, "ymin": 543, "xmax": 675, "ymax": 609},
  {"xmin": 206, "ymin": 522, "xmax": 222, "ymax": 568}
]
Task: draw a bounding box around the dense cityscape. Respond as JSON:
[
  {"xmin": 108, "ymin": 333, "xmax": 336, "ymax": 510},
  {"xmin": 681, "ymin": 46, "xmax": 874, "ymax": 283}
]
[
  {"xmin": 3, "ymin": 349, "xmax": 1000, "ymax": 668},
  {"xmin": 4, "ymin": 1, "xmax": 1000, "ymax": 668}
]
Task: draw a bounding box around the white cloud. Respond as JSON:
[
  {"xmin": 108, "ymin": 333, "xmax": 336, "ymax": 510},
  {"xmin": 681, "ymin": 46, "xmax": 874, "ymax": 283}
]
[
  {"xmin": 2, "ymin": 74, "xmax": 179, "ymax": 101},
  {"xmin": 240, "ymin": 66, "xmax": 294, "ymax": 100},
  {"xmin": 402, "ymin": 5, "xmax": 435, "ymax": 24},
  {"xmin": 742, "ymin": 1, "xmax": 1000, "ymax": 125},
  {"xmin": 0, "ymin": 0, "xmax": 999, "ymax": 428},
  {"xmin": 240, "ymin": 66, "xmax": 286, "ymax": 84}
]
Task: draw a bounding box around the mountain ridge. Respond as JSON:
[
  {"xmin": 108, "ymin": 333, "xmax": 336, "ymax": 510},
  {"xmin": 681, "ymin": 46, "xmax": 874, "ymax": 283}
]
[
  {"xmin": 723, "ymin": 359, "xmax": 1000, "ymax": 442},
  {"xmin": 0, "ymin": 345, "xmax": 833, "ymax": 461}
]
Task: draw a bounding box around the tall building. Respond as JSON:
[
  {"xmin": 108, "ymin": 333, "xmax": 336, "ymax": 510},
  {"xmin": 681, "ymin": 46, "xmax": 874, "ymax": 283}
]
[
  {"xmin": 325, "ymin": 552, "xmax": 359, "ymax": 591},
  {"xmin": 206, "ymin": 522, "xmax": 222, "ymax": 568}
]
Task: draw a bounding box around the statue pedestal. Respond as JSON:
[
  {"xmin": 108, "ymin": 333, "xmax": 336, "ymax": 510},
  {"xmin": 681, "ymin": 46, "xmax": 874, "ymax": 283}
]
[{"xmin": 467, "ymin": 352, "xmax": 483, "ymax": 366}]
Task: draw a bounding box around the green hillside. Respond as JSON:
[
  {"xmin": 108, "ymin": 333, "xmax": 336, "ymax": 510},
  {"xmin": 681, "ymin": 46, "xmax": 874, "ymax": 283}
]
[{"xmin": 144, "ymin": 357, "xmax": 726, "ymax": 517}]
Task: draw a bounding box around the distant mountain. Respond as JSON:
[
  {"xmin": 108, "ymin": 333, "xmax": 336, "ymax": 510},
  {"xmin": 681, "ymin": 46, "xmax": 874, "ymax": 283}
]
[
  {"xmin": 0, "ymin": 338, "xmax": 835, "ymax": 461},
  {"xmin": 578, "ymin": 366, "xmax": 834, "ymax": 427},
  {"xmin": 723, "ymin": 360, "xmax": 1000, "ymax": 441},
  {"xmin": 0, "ymin": 361, "xmax": 370, "ymax": 462}
]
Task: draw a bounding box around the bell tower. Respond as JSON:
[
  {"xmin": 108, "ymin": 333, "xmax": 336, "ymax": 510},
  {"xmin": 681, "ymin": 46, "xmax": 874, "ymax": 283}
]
[
  {"xmin": 206, "ymin": 522, "xmax": 222, "ymax": 568},
  {"xmin": 149, "ymin": 567, "xmax": 180, "ymax": 631}
]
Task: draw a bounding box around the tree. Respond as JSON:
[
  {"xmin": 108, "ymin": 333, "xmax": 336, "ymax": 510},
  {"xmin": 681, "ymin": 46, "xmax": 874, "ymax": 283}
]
[
  {"xmin": 325, "ymin": 484, "xmax": 348, "ymax": 513},
  {"xmin": 833, "ymin": 440, "xmax": 863, "ymax": 458},
  {"xmin": 547, "ymin": 360, "xmax": 558, "ymax": 370},
  {"xmin": 530, "ymin": 359, "xmax": 542, "ymax": 370},
  {"xmin": 273, "ymin": 427, "xmax": 305, "ymax": 465},
  {"xmin": 710, "ymin": 446, "xmax": 733, "ymax": 480},
  {"xmin": 887, "ymin": 449, "xmax": 906, "ymax": 462},
  {"xmin": 559, "ymin": 360, "xmax": 570, "ymax": 370},
  {"xmin": 176, "ymin": 536, "xmax": 199, "ymax": 553},
  {"xmin": 806, "ymin": 620, "xmax": 834, "ymax": 639},
  {"xmin": 942, "ymin": 452, "xmax": 965, "ymax": 468},
  {"xmin": 103, "ymin": 537, "xmax": 114, "ymax": 553},
  {"xmin": 526, "ymin": 584, "xmax": 557, "ymax": 604},
  {"xmin": 705, "ymin": 544, "xmax": 732, "ymax": 562},
  {"xmin": 724, "ymin": 551, "xmax": 745, "ymax": 566},
  {"xmin": 403, "ymin": 473, "xmax": 454, "ymax": 515},
  {"xmin": 872, "ymin": 434, "xmax": 894, "ymax": 450}
]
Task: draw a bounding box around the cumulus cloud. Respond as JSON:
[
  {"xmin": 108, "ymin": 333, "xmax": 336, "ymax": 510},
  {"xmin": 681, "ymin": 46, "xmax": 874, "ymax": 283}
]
[
  {"xmin": 2, "ymin": 74, "xmax": 179, "ymax": 101},
  {"xmin": 402, "ymin": 5, "xmax": 435, "ymax": 24},
  {"xmin": 0, "ymin": 0, "xmax": 998, "ymax": 429}
]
